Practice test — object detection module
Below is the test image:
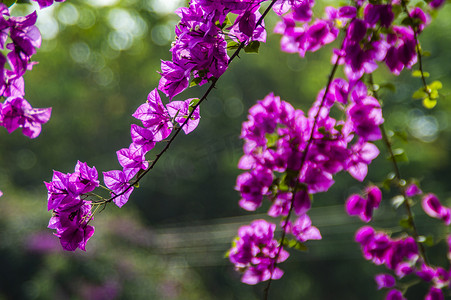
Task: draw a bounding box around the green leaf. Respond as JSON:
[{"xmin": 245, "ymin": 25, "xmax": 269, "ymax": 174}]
[
  {"xmin": 412, "ymin": 70, "xmax": 429, "ymax": 78},
  {"xmin": 429, "ymin": 80, "xmax": 443, "ymax": 90},
  {"xmin": 244, "ymin": 41, "xmax": 260, "ymax": 53},
  {"xmin": 393, "ymin": 130, "xmax": 408, "ymax": 143},
  {"xmin": 265, "ymin": 132, "xmax": 279, "ymax": 148},
  {"xmin": 227, "ymin": 41, "xmax": 240, "ymax": 50},
  {"xmin": 281, "ymin": 238, "xmax": 308, "ymax": 252},
  {"xmin": 399, "ymin": 217, "xmax": 412, "ymax": 229},
  {"xmin": 412, "ymin": 88, "xmax": 427, "ymax": 99},
  {"xmin": 379, "ymin": 82, "xmax": 396, "ymax": 92},
  {"xmin": 189, "ymin": 98, "xmax": 200, "ymax": 107},
  {"xmin": 392, "ymin": 148, "xmax": 408, "ymax": 162},
  {"xmin": 334, "ymin": 123, "xmax": 344, "ymax": 132},
  {"xmin": 423, "ymin": 97, "xmax": 437, "ymax": 109},
  {"xmin": 422, "ymin": 51, "xmax": 431, "ymax": 57},
  {"xmin": 423, "ymin": 235, "xmax": 434, "ymax": 247},
  {"xmin": 278, "ymin": 174, "xmax": 289, "ymax": 192},
  {"xmin": 189, "ymin": 77, "xmax": 203, "ymax": 87},
  {"xmin": 1, "ymin": 0, "xmax": 16, "ymax": 6},
  {"xmin": 382, "ymin": 178, "xmax": 392, "ymax": 191}
]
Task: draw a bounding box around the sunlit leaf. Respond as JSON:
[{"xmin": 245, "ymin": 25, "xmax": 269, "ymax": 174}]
[{"xmin": 423, "ymin": 97, "xmax": 437, "ymax": 109}]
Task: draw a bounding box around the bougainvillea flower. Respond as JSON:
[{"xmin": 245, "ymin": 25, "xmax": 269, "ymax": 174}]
[
  {"xmin": 421, "ymin": 193, "xmax": 451, "ymax": 225},
  {"xmin": 386, "ymin": 289, "xmax": 406, "ymax": 300},
  {"xmin": 103, "ymin": 170, "xmax": 134, "ymax": 208},
  {"xmin": 48, "ymin": 201, "xmax": 94, "ymax": 251},
  {"xmin": 72, "ymin": 161, "xmax": 100, "ymax": 194},
  {"xmin": 158, "ymin": 60, "xmax": 190, "ymax": 100},
  {"xmin": 405, "ymin": 183, "xmax": 422, "ymax": 197},
  {"xmin": 228, "ymin": 219, "xmax": 289, "ymax": 285},
  {"xmin": 116, "ymin": 143, "xmax": 148, "ymax": 178},
  {"xmin": 374, "ymin": 273, "xmax": 396, "ymax": 289},
  {"xmin": 346, "ymin": 141, "xmax": 379, "ymax": 181},
  {"xmin": 166, "ymin": 98, "xmax": 200, "ymax": 134},
  {"xmin": 291, "ymin": 214, "xmax": 322, "ymax": 242},
  {"xmin": 45, "ymin": 170, "xmax": 82, "ymax": 211},
  {"xmin": 425, "ymin": 287, "xmax": 444, "ymax": 300},
  {"xmin": 32, "ymin": 0, "xmax": 65, "ymax": 9},
  {"xmin": 130, "ymin": 124, "xmax": 156, "ymax": 154},
  {"xmin": 345, "ymin": 185, "xmax": 381, "ymax": 222},
  {"xmin": 133, "ymin": 89, "xmax": 172, "ymax": 141},
  {"xmin": 0, "ymin": 96, "xmax": 51, "ymax": 138}
]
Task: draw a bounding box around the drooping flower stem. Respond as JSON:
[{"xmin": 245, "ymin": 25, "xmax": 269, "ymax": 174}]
[
  {"xmin": 264, "ymin": 52, "xmax": 342, "ymax": 300},
  {"xmin": 401, "ymin": 0, "xmax": 431, "ymax": 99},
  {"xmin": 105, "ymin": 0, "xmax": 279, "ymax": 206},
  {"xmin": 369, "ymin": 74, "xmax": 429, "ymax": 264}
]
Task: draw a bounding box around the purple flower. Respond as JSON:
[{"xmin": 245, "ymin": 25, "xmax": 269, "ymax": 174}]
[
  {"xmin": 385, "ymin": 27, "xmax": 417, "ymax": 75},
  {"xmin": 116, "ymin": 143, "xmax": 149, "ymax": 178},
  {"xmin": 32, "ymin": 0, "xmax": 65, "ymax": 9},
  {"xmin": 132, "ymin": 89, "xmax": 172, "ymax": 142},
  {"xmin": 291, "ymin": 214, "xmax": 322, "ymax": 242},
  {"xmin": 346, "ymin": 185, "xmax": 382, "ymax": 222},
  {"xmin": 45, "ymin": 170, "xmax": 82, "ymax": 211},
  {"xmin": 405, "ymin": 183, "xmax": 422, "ymax": 197},
  {"xmin": 375, "ymin": 273, "xmax": 396, "ymax": 289},
  {"xmin": 346, "ymin": 83, "xmax": 384, "ymax": 141},
  {"xmin": 45, "ymin": 161, "xmax": 98, "ymax": 211},
  {"xmin": 0, "ymin": 4, "xmax": 10, "ymax": 49},
  {"xmin": 7, "ymin": 11, "xmax": 41, "ymax": 76},
  {"xmin": 299, "ymin": 161, "xmax": 334, "ymax": 194},
  {"xmin": 429, "ymin": 0, "xmax": 445, "ymax": 8},
  {"xmin": 236, "ymin": 168, "xmax": 273, "ymax": 211},
  {"xmin": 103, "ymin": 170, "xmax": 134, "ymax": 208},
  {"xmin": 386, "ymin": 289, "xmax": 406, "ymax": 300},
  {"xmin": 425, "ymin": 287, "xmax": 444, "ymax": 300},
  {"xmin": 268, "ymin": 192, "xmax": 292, "ymax": 217},
  {"xmin": 166, "ymin": 98, "xmax": 201, "ymax": 134},
  {"xmin": 0, "ymin": 96, "xmax": 51, "ymax": 138},
  {"xmin": 130, "ymin": 124, "xmax": 156, "ymax": 154},
  {"xmin": 72, "ymin": 161, "xmax": 99, "ymax": 194},
  {"xmin": 228, "ymin": 219, "xmax": 289, "ymax": 285},
  {"xmin": 346, "ymin": 141, "xmax": 380, "ymax": 181},
  {"xmin": 355, "ymin": 226, "xmax": 391, "ymax": 265},
  {"xmin": 228, "ymin": 8, "xmax": 266, "ymax": 43},
  {"xmin": 364, "ymin": 4, "xmax": 394, "ymax": 28},
  {"xmin": 48, "ymin": 201, "xmax": 95, "ymax": 251},
  {"xmin": 409, "ymin": 7, "xmax": 430, "ymax": 33},
  {"xmin": 158, "ymin": 60, "xmax": 190, "ymax": 100},
  {"xmin": 416, "ymin": 263, "xmax": 436, "ymax": 282},
  {"xmin": 421, "ymin": 193, "xmax": 451, "ymax": 225}
]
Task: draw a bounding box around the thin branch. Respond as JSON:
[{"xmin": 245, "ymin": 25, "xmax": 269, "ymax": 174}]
[
  {"xmin": 401, "ymin": 1, "xmax": 431, "ymax": 99},
  {"xmin": 104, "ymin": 0, "xmax": 279, "ymax": 205},
  {"xmin": 368, "ymin": 74, "xmax": 429, "ymax": 264},
  {"xmin": 263, "ymin": 48, "xmax": 343, "ymax": 300}
]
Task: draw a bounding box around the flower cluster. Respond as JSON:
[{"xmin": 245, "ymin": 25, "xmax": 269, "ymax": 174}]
[
  {"xmin": 229, "ymin": 0, "xmax": 450, "ymax": 294},
  {"xmin": 230, "ymin": 81, "xmax": 382, "ymax": 283},
  {"xmin": 356, "ymin": 225, "xmax": 451, "ymax": 299},
  {"xmin": 345, "ymin": 185, "xmax": 382, "ymax": 222},
  {"xmin": 45, "ymin": 161, "xmax": 99, "ymax": 251},
  {"xmin": 274, "ymin": 0, "xmax": 434, "ymax": 81},
  {"xmin": 0, "ymin": 5, "xmax": 51, "ymax": 138},
  {"xmin": 158, "ymin": 0, "xmax": 268, "ymax": 99},
  {"xmin": 228, "ymin": 219, "xmax": 289, "ymax": 285},
  {"xmin": 46, "ymin": 0, "xmax": 271, "ymax": 250},
  {"xmin": 102, "ymin": 89, "xmax": 201, "ymax": 208}
]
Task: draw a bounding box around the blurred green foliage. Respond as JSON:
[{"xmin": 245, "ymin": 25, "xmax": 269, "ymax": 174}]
[{"xmin": 1, "ymin": 0, "xmax": 451, "ymax": 299}]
